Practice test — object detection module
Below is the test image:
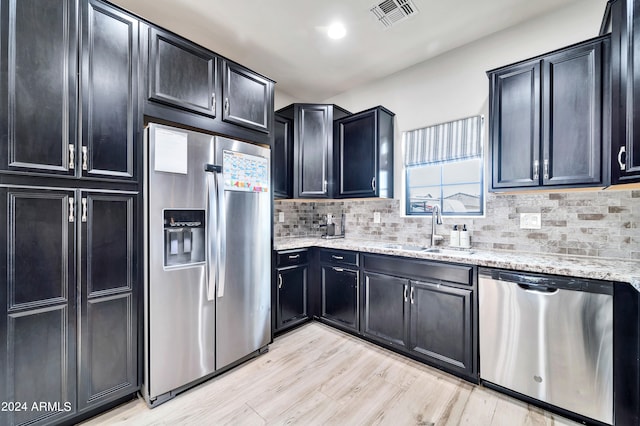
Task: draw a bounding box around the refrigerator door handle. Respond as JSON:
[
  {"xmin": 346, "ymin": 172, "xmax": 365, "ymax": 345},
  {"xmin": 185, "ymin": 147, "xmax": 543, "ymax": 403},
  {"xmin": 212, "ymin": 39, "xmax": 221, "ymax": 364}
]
[
  {"xmin": 205, "ymin": 172, "xmax": 217, "ymax": 301},
  {"xmin": 215, "ymin": 169, "xmax": 227, "ymax": 298}
]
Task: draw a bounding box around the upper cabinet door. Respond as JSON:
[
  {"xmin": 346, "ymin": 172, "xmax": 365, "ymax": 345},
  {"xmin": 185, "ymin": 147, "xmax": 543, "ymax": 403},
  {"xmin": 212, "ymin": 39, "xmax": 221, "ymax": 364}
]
[
  {"xmin": 335, "ymin": 106, "xmax": 394, "ymax": 199},
  {"xmin": 222, "ymin": 61, "xmax": 272, "ymax": 134},
  {"xmin": 336, "ymin": 110, "xmax": 378, "ymax": 198},
  {"xmin": 148, "ymin": 27, "xmax": 217, "ymax": 117},
  {"xmin": 542, "ymin": 40, "xmax": 603, "ymax": 186},
  {"xmin": 81, "ymin": 0, "xmax": 138, "ymax": 181},
  {"xmin": 611, "ymin": 0, "xmax": 640, "ymax": 184},
  {"xmin": 273, "ymin": 115, "xmax": 293, "ymax": 199},
  {"xmin": 489, "ymin": 60, "xmax": 541, "ymax": 189},
  {"xmin": 0, "ymin": 0, "xmax": 78, "ymax": 176},
  {"xmin": 295, "ymin": 104, "xmax": 331, "ymax": 198}
]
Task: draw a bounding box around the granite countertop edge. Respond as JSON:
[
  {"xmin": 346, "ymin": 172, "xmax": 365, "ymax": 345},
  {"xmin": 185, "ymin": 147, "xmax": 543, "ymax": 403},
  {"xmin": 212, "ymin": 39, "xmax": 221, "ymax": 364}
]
[{"xmin": 273, "ymin": 237, "xmax": 640, "ymax": 290}]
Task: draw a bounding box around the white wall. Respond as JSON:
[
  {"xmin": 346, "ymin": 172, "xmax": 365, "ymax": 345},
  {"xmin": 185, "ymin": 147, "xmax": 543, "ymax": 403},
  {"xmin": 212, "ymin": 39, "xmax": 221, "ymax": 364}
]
[
  {"xmin": 274, "ymin": 88, "xmax": 302, "ymax": 110},
  {"xmin": 319, "ymin": 0, "xmax": 608, "ymax": 198}
]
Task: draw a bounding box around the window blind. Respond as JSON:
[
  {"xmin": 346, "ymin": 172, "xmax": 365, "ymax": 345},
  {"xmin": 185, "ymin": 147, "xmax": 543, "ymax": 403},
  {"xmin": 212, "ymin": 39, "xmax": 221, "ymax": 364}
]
[{"xmin": 403, "ymin": 115, "xmax": 483, "ymax": 166}]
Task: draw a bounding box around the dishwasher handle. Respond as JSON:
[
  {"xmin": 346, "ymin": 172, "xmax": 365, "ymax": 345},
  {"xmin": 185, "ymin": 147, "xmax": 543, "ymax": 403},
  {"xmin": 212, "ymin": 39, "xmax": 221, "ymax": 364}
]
[{"xmin": 517, "ymin": 283, "xmax": 559, "ymax": 294}]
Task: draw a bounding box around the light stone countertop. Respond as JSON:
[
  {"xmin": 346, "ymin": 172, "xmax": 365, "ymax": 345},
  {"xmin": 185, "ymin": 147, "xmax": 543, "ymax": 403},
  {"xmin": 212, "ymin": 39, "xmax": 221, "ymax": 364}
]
[{"xmin": 274, "ymin": 237, "xmax": 640, "ymax": 291}]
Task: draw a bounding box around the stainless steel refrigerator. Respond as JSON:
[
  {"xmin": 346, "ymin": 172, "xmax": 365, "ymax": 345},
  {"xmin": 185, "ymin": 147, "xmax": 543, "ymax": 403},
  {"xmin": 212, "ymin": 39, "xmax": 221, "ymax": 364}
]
[{"xmin": 142, "ymin": 123, "xmax": 271, "ymax": 407}]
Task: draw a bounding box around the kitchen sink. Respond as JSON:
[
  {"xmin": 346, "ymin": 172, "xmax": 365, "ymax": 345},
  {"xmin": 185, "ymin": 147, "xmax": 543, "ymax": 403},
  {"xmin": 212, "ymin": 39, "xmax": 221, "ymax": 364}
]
[
  {"xmin": 423, "ymin": 247, "xmax": 475, "ymax": 255},
  {"xmin": 382, "ymin": 243, "xmax": 429, "ymax": 251}
]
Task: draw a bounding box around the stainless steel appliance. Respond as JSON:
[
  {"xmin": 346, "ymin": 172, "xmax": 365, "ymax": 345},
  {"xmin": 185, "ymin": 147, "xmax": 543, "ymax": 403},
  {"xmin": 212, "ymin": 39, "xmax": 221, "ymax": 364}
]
[
  {"xmin": 479, "ymin": 268, "xmax": 613, "ymax": 424},
  {"xmin": 143, "ymin": 123, "xmax": 271, "ymax": 407}
]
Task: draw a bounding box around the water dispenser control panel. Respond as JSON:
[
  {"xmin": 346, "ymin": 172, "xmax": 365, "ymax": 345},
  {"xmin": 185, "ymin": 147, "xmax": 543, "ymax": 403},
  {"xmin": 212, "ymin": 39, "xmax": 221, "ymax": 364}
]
[{"xmin": 163, "ymin": 209, "xmax": 205, "ymax": 268}]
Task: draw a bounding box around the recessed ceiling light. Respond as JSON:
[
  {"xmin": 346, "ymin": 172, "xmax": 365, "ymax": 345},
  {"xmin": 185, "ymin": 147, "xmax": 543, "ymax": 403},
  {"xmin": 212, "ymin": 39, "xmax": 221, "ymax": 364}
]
[{"xmin": 327, "ymin": 22, "xmax": 346, "ymax": 39}]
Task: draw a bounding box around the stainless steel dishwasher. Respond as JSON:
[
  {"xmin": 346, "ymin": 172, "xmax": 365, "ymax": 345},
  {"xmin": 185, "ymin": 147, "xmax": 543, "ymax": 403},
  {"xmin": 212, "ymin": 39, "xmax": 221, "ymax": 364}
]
[{"xmin": 479, "ymin": 268, "xmax": 613, "ymax": 425}]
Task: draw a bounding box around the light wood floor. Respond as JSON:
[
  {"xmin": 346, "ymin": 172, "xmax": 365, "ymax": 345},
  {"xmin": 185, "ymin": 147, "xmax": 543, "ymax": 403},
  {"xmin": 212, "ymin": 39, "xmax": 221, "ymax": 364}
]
[{"xmin": 82, "ymin": 322, "xmax": 580, "ymax": 425}]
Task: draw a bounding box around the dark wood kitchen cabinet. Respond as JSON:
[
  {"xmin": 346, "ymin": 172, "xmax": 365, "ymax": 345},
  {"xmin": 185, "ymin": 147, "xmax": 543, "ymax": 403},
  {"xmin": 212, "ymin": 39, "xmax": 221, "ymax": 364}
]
[
  {"xmin": 0, "ymin": 187, "xmax": 138, "ymax": 425},
  {"xmin": 334, "ymin": 106, "xmax": 394, "ymax": 198},
  {"xmin": 147, "ymin": 26, "xmax": 217, "ymax": 118},
  {"xmin": 362, "ymin": 271, "xmax": 408, "ymax": 348},
  {"xmin": 408, "ymin": 280, "xmax": 472, "ymax": 372},
  {"xmin": 0, "ymin": 0, "xmax": 139, "ymax": 182},
  {"xmin": 222, "ymin": 60, "xmax": 273, "ymax": 134},
  {"xmin": 488, "ymin": 35, "xmax": 609, "ymax": 190},
  {"xmin": 274, "ymin": 249, "xmax": 309, "ymax": 333},
  {"xmin": 610, "ymin": 0, "xmax": 640, "ymax": 184},
  {"xmin": 0, "ymin": 187, "xmax": 77, "ymax": 426},
  {"xmin": 361, "ymin": 254, "xmax": 477, "ymax": 380},
  {"xmin": 319, "ymin": 249, "xmax": 359, "ymax": 332},
  {"xmin": 0, "ymin": 0, "xmax": 78, "ymax": 176},
  {"xmin": 273, "ymin": 114, "xmax": 293, "ymax": 199},
  {"xmin": 81, "ymin": 0, "xmax": 138, "ymax": 181},
  {"xmin": 78, "ymin": 192, "xmax": 137, "ymax": 411},
  {"xmin": 277, "ymin": 104, "xmax": 351, "ymax": 198}
]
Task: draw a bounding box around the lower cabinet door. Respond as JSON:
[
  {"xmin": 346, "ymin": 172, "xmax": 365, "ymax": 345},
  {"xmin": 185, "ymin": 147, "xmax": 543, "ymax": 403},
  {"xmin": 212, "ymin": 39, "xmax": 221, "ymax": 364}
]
[
  {"xmin": 0, "ymin": 187, "xmax": 77, "ymax": 426},
  {"xmin": 276, "ymin": 265, "xmax": 308, "ymax": 330},
  {"xmin": 362, "ymin": 271, "xmax": 408, "ymax": 348},
  {"xmin": 321, "ymin": 265, "xmax": 358, "ymax": 330},
  {"xmin": 409, "ymin": 281, "xmax": 473, "ymax": 375},
  {"xmin": 78, "ymin": 191, "xmax": 138, "ymax": 410}
]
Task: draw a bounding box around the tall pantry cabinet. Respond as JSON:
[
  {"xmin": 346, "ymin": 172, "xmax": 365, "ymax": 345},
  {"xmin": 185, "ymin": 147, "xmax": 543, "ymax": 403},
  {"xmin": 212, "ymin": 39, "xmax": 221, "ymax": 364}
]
[{"xmin": 0, "ymin": 1, "xmax": 140, "ymax": 425}]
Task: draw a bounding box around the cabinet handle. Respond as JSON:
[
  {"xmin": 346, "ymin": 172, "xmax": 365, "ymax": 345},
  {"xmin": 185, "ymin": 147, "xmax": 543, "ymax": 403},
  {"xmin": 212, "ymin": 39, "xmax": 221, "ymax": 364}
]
[
  {"xmin": 410, "ymin": 287, "xmax": 415, "ymax": 304},
  {"xmin": 331, "ymin": 255, "xmax": 343, "ymax": 260},
  {"xmin": 543, "ymin": 159, "xmax": 549, "ymax": 180},
  {"xmin": 212, "ymin": 93, "xmax": 216, "ymax": 115},
  {"xmin": 224, "ymin": 98, "xmax": 229, "ymax": 114},
  {"xmin": 278, "ymin": 274, "xmax": 283, "ymax": 289},
  {"xmin": 69, "ymin": 144, "xmax": 75, "ymax": 169},
  {"xmin": 323, "ymin": 180, "xmax": 327, "ymax": 193},
  {"xmin": 403, "ymin": 285, "xmax": 408, "ymax": 302},
  {"xmin": 82, "ymin": 146, "xmax": 88, "ymax": 171},
  {"xmin": 288, "ymin": 254, "xmax": 300, "ymax": 259},
  {"xmin": 68, "ymin": 197, "xmax": 75, "ymax": 223},
  {"xmin": 333, "ymin": 267, "xmax": 345, "ymax": 272},
  {"xmin": 81, "ymin": 198, "xmax": 87, "ymax": 223},
  {"xmin": 533, "ymin": 160, "xmax": 539, "ymax": 180},
  {"xmin": 371, "ymin": 176, "xmax": 376, "ymax": 191},
  {"xmin": 618, "ymin": 146, "xmax": 626, "ymax": 171}
]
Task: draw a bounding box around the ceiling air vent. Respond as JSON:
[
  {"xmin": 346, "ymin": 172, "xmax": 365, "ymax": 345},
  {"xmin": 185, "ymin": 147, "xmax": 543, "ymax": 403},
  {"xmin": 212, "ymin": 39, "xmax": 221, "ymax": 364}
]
[{"xmin": 370, "ymin": 0, "xmax": 419, "ymax": 29}]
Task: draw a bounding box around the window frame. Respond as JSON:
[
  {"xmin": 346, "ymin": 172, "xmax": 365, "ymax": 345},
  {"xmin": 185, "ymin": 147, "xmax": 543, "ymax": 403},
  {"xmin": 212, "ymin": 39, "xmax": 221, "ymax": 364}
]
[{"xmin": 405, "ymin": 158, "xmax": 485, "ymax": 217}]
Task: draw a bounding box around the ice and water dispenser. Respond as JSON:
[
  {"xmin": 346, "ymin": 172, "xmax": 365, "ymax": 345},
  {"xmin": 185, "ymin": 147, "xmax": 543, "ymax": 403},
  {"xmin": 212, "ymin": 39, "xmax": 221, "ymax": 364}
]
[{"xmin": 163, "ymin": 210, "xmax": 205, "ymax": 268}]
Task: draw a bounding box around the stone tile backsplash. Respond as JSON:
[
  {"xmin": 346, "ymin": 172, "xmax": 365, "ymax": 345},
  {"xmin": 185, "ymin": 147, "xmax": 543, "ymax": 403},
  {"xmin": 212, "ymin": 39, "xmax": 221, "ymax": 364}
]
[{"xmin": 274, "ymin": 190, "xmax": 640, "ymax": 260}]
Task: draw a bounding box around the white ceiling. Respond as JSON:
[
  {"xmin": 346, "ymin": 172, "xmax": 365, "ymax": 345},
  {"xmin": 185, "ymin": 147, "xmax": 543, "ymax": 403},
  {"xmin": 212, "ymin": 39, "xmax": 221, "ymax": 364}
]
[{"xmin": 110, "ymin": 0, "xmax": 585, "ymax": 101}]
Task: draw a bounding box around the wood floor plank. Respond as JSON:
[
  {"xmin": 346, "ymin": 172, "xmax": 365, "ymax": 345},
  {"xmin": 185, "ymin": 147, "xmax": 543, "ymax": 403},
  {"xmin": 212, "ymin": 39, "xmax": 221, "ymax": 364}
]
[{"xmin": 81, "ymin": 322, "xmax": 586, "ymax": 426}]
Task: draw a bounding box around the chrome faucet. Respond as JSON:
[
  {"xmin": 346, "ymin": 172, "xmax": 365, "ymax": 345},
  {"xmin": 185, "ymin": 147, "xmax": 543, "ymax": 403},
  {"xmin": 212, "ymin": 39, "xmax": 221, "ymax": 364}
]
[{"xmin": 431, "ymin": 205, "xmax": 443, "ymax": 247}]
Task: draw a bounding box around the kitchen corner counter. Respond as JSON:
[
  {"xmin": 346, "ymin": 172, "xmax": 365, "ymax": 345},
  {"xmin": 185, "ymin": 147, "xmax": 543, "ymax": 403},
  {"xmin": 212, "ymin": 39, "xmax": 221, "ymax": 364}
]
[{"xmin": 274, "ymin": 237, "xmax": 640, "ymax": 289}]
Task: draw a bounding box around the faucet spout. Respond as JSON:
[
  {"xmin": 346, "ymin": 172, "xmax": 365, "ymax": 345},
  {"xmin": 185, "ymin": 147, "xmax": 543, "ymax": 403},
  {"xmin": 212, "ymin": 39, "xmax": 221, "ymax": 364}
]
[{"xmin": 431, "ymin": 205, "xmax": 443, "ymax": 247}]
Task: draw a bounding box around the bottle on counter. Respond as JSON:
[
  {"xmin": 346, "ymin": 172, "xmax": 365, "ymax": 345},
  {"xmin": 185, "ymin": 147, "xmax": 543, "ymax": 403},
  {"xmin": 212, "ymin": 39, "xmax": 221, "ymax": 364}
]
[
  {"xmin": 460, "ymin": 224, "xmax": 471, "ymax": 248},
  {"xmin": 450, "ymin": 225, "xmax": 460, "ymax": 247}
]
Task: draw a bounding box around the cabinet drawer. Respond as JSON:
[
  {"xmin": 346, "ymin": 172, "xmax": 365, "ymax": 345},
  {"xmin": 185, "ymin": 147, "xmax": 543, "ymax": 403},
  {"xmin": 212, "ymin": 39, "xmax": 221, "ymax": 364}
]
[
  {"xmin": 362, "ymin": 254, "xmax": 473, "ymax": 286},
  {"xmin": 320, "ymin": 249, "xmax": 358, "ymax": 266},
  {"xmin": 276, "ymin": 249, "xmax": 308, "ymax": 267}
]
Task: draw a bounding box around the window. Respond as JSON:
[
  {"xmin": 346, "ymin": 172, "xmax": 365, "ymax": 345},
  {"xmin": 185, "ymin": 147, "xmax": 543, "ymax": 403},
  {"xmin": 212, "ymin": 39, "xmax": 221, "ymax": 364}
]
[{"xmin": 403, "ymin": 116, "xmax": 484, "ymax": 217}]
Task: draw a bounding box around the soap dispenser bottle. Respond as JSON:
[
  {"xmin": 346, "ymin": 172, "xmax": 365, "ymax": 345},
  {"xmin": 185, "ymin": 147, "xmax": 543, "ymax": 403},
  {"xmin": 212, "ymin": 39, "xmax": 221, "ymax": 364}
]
[
  {"xmin": 450, "ymin": 225, "xmax": 460, "ymax": 247},
  {"xmin": 460, "ymin": 224, "xmax": 471, "ymax": 248}
]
